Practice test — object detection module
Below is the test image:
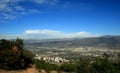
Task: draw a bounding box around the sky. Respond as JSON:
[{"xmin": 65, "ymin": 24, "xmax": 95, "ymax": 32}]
[{"xmin": 0, "ymin": 0, "xmax": 120, "ymax": 39}]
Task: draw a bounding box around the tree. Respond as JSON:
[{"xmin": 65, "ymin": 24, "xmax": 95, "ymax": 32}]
[
  {"xmin": 16, "ymin": 37, "xmax": 24, "ymax": 51},
  {"xmin": 90, "ymin": 58, "xmax": 119, "ymax": 73},
  {"xmin": 0, "ymin": 39, "xmax": 11, "ymax": 50},
  {"xmin": 0, "ymin": 38, "xmax": 35, "ymax": 70}
]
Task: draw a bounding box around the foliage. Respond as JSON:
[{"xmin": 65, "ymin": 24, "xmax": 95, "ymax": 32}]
[
  {"xmin": 35, "ymin": 60, "xmax": 60, "ymax": 71},
  {"xmin": 90, "ymin": 58, "xmax": 120, "ymax": 73},
  {"xmin": 0, "ymin": 38, "xmax": 35, "ymax": 70},
  {"xmin": 60, "ymin": 63, "xmax": 77, "ymax": 72},
  {"xmin": 35, "ymin": 57, "xmax": 120, "ymax": 73}
]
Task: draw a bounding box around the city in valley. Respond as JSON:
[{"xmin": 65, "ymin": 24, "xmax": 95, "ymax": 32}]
[{"xmin": 24, "ymin": 36, "xmax": 120, "ymax": 64}]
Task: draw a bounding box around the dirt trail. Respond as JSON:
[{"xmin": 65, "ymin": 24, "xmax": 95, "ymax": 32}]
[
  {"xmin": 0, "ymin": 68, "xmax": 38, "ymax": 73},
  {"xmin": 0, "ymin": 68, "xmax": 66, "ymax": 73}
]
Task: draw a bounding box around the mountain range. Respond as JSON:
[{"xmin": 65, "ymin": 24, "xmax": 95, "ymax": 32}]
[{"xmin": 24, "ymin": 35, "xmax": 120, "ymax": 49}]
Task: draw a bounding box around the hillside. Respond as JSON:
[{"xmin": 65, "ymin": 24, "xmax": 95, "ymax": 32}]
[{"xmin": 24, "ymin": 35, "xmax": 120, "ymax": 49}]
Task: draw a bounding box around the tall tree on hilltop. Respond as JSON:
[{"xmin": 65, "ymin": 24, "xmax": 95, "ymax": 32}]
[{"xmin": 16, "ymin": 37, "xmax": 23, "ymax": 51}]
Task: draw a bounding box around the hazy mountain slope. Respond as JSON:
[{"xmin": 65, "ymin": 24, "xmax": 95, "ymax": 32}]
[{"xmin": 24, "ymin": 35, "xmax": 120, "ymax": 49}]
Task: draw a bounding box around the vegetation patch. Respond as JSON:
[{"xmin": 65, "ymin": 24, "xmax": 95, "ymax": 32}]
[{"xmin": 0, "ymin": 38, "xmax": 35, "ymax": 70}]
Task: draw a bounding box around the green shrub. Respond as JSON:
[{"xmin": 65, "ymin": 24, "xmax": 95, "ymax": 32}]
[{"xmin": 0, "ymin": 38, "xmax": 35, "ymax": 70}]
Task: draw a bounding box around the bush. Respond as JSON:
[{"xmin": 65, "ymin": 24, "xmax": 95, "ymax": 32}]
[
  {"xmin": 90, "ymin": 58, "xmax": 119, "ymax": 73},
  {"xmin": 34, "ymin": 57, "xmax": 120, "ymax": 73},
  {"xmin": 0, "ymin": 38, "xmax": 35, "ymax": 70},
  {"xmin": 35, "ymin": 60, "xmax": 60, "ymax": 71}
]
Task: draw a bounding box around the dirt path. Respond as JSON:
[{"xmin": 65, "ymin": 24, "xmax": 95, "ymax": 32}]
[
  {"xmin": 0, "ymin": 68, "xmax": 38, "ymax": 73},
  {"xmin": 0, "ymin": 68, "xmax": 67, "ymax": 73}
]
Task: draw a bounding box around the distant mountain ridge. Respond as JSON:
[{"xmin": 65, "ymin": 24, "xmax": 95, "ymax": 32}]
[{"xmin": 24, "ymin": 35, "xmax": 120, "ymax": 49}]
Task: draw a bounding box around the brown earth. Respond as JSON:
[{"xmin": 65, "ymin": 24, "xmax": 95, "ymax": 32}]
[
  {"xmin": 0, "ymin": 68, "xmax": 68, "ymax": 73},
  {"xmin": 0, "ymin": 68, "xmax": 38, "ymax": 73}
]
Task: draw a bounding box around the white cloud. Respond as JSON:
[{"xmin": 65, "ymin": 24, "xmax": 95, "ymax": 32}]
[
  {"xmin": 71, "ymin": 32, "xmax": 93, "ymax": 37},
  {"xmin": 32, "ymin": 0, "xmax": 47, "ymax": 4},
  {"xmin": 0, "ymin": 0, "xmax": 58, "ymax": 21},
  {"xmin": 24, "ymin": 29, "xmax": 100, "ymax": 39},
  {"xmin": 14, "ymin": 6, "xmax": 25, "ymax": 11},
  {"xmin": 0, "ymin": 0, "xmax": 26, "ymax": 20},
  {"xmin": 0, "ymin": 30, "xmax": 100, "ymax": 39},
  {"xmin": 25, "ymin": 29, "xmax": 66, "ymax": 38},
  {"xmin": 25, "ymin": 30, "xmax": 61, "ymax": 34},
  {"xmin": 31, "ymin": 0, "xmax": 59, "ymax": 5},
  {"xmin": 28, "ymin": 9, "xmax": 41, "ymax": 14}
]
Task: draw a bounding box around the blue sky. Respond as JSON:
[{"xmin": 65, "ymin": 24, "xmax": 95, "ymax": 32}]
[{"xmin": 0, "ymin": 0, "xmax": 120, "ymax": 39}]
